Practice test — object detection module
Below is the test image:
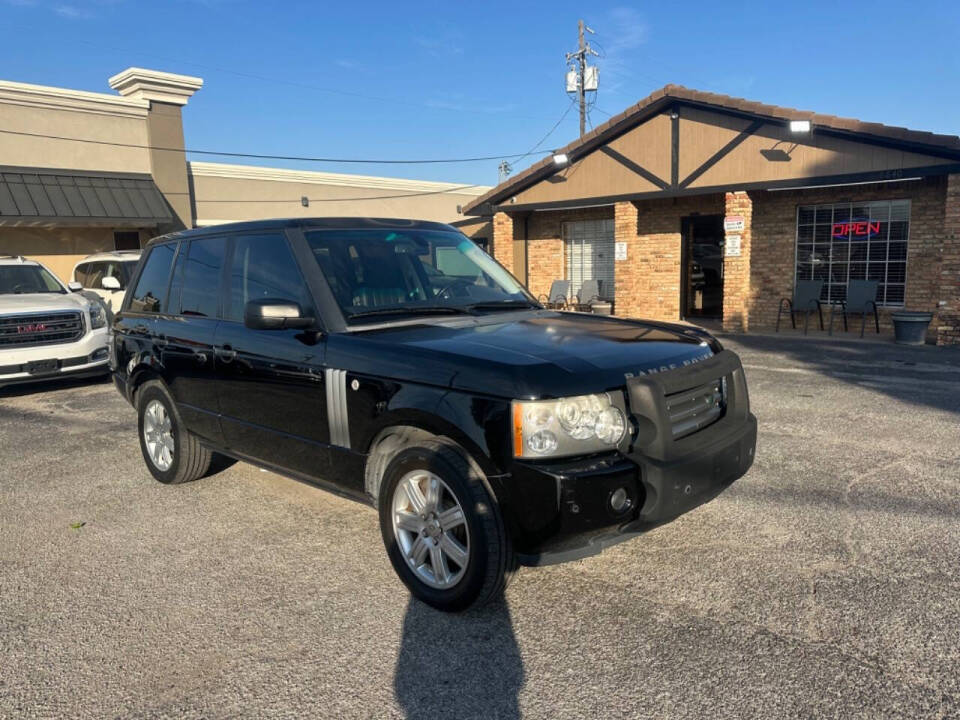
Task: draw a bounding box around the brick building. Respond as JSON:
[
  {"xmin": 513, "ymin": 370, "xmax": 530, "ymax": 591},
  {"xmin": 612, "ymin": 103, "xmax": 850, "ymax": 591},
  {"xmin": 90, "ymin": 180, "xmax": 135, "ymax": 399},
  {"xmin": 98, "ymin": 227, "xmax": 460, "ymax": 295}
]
[{"xmin": 461, "ymin": 86, "xmax": 960, "ymax": 345}]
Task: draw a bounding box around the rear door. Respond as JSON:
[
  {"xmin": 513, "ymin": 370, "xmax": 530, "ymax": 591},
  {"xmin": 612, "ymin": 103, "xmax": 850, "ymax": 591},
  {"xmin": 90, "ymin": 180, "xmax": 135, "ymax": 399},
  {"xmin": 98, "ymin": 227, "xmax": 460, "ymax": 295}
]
[
  {"xmin": 214, "ymin": 231, "xmax": 330, "ymax": 477},
  {"xmin": 154, "ymin": 235, "xmax": 226, "ymax": 444}
]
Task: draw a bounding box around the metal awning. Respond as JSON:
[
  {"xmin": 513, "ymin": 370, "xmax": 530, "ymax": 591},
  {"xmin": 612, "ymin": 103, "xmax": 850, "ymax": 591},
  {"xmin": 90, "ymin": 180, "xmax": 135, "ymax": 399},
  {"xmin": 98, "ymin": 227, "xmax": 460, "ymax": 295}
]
[{"xmin": 0, "ymin": 166, "xmax": 171, "ymax": 225}]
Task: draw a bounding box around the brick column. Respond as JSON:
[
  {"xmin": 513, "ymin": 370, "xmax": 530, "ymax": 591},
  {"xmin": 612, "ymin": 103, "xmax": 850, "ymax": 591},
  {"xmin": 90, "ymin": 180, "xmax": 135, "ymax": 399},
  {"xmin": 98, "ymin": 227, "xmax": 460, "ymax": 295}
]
[
  {"xmin": 722, "ymin": 191, "xmax": 753, "ymax": 332},
  {"xmin": 937, "ymin": 173, "xmax": 960, "ymax": 345},
  {"xmin": 614, "ymin": 201, "xmax": 640, "ymax": 317},
  {"xmin": 492, "ymin": 211, "xmax": 516, "ymax": 274}
]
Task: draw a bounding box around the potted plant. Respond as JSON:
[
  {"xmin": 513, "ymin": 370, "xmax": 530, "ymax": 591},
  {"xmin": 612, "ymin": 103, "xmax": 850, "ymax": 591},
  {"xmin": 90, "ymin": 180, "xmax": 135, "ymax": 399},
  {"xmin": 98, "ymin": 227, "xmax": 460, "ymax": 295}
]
[{"xmin": 891, "ymin": 310, "xmax": 934, "ymax": 345}]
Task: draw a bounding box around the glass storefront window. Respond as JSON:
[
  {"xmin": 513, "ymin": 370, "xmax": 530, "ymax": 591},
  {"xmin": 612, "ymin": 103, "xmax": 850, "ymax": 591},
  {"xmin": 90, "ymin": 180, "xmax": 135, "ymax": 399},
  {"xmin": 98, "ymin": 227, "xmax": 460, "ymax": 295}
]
[{"xmin": 795, "ymin": 199, "xmax": 909, "ymax": 306}]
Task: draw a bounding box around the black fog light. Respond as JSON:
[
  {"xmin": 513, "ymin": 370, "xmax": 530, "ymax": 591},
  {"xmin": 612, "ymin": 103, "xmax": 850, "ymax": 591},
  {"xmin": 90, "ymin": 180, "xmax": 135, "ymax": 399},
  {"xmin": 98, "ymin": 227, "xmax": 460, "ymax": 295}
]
[
  {"xmin": 90, "ymin": 348, "xmax": 109, "ymax": 361},
  {"xmin": 609, "ymin": 487, "xmax": 632, "ymax": 514}
]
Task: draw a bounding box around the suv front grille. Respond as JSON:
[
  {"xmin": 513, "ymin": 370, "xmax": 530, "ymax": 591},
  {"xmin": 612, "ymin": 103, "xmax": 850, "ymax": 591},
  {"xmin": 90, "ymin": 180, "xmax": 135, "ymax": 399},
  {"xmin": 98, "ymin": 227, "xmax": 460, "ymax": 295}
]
[
  {"xmin": 0, "ymin": 311, "xmax": 84, "ymax": 348},
  {"xmin": 666, "ymin": 378, "xmax": 726, "ymax": 439}
]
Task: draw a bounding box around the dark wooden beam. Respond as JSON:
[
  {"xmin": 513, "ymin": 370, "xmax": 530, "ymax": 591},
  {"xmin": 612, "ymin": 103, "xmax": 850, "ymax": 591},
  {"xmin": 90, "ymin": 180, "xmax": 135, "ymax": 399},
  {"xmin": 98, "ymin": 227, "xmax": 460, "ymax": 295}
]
[
  {"xmin": 599, "ymin": 146, "xmax": 670, "ymax": 190},
  {"xmin": 680, "ymin": 119, "xmax": 765, "ymax": 190}
]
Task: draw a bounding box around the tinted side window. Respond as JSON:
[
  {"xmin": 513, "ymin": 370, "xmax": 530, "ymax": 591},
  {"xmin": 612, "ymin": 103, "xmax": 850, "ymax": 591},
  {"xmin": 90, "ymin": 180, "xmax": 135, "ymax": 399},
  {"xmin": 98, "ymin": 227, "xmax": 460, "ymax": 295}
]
[
  {"xmin": 178, "ymin": 237, "xmax": 226, "ymax": 318},
  {"xmin": 86, "ymin": 262, "xmax": 106, "ymax": 289},
  {"xmin": 130, "ymin": 243, "xmax": 176, "ymax": 313},
  {"xmin": 225, "ymin": 233, "xmax": 313, "ymax": 323}
]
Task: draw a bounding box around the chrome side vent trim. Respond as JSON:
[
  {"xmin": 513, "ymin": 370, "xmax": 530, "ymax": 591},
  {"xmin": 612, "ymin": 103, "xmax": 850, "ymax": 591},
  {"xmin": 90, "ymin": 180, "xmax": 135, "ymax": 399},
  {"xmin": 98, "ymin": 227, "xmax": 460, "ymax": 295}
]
[{"xmin": 325, "ymin": 368, "xmax": 350, "ymax": 449}]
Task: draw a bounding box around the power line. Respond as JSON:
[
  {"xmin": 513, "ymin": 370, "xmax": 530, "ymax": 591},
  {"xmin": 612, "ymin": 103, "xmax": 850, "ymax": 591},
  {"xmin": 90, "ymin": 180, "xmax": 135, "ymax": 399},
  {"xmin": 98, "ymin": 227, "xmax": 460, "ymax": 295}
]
[{"xmin": 0, "ymin": 128, "xmax": 548, "ymax": 165}]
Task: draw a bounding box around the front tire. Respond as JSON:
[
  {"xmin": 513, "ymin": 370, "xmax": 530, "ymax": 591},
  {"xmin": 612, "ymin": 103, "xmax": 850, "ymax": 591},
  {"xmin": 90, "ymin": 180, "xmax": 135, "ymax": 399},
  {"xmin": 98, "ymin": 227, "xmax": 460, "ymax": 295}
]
[
  {"xmin": 136, "ymin": 381, "xmax": 213, "ymax": 485},
  {"xmin": 378, "ymin": 440, "xmax": 512, "ymax": 612}
]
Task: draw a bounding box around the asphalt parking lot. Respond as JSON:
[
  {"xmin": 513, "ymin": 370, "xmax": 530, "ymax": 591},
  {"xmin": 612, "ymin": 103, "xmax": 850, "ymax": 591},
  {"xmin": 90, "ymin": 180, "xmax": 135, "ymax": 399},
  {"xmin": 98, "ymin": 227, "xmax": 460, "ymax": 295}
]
[{"xmin": 2, "ymin": 334, "xmax": 960, "ymax": 719}]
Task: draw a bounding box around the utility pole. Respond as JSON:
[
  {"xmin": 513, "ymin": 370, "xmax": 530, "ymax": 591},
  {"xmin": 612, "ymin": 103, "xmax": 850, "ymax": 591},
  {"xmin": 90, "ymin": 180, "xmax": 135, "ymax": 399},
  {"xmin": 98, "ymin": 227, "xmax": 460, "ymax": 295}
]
[{"xmin": 566, "ymin": 19, "xmax": 598, "ymax": 137}]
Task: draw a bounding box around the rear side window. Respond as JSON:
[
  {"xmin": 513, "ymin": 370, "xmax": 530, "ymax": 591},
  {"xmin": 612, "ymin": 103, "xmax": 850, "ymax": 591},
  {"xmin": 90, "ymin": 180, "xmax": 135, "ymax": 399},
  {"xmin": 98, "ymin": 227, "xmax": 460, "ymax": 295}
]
[
  {"xmin": 74, "ymin": 263, "xmax": 90, "ymax": 286},
  {"xmin": 85, "ymin": 262, "xmax": 106, "ymax": 289},
  {"xmin": 129, "ymin": 243, "xmax": 176, "ymax": 313},
  {"xmin": 225, "ymin": 233, "xmax": 313, "ymax": 323},
  {"xmin": 177, "ymin": 237, "xmax": 226, "ymax": 318}
]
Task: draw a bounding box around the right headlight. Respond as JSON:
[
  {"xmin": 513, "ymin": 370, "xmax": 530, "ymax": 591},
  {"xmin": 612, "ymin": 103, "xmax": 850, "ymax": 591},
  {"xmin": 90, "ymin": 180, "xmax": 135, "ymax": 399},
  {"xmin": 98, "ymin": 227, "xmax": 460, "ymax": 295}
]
[{"xmin": 512, "ymin": 392, "xmax": 627, "ymax": 459}]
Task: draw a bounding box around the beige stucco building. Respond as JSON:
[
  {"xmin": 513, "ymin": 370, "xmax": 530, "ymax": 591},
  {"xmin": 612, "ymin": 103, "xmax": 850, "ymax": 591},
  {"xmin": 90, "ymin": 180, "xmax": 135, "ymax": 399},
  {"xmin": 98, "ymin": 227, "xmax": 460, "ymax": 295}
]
[{"xmin": 0, "ymin": 68, "xmax": 489, "ymax": 282}]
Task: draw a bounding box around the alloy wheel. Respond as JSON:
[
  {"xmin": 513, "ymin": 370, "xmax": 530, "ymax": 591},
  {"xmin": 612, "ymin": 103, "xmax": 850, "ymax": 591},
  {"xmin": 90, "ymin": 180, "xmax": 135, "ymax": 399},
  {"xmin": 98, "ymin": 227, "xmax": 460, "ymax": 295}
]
[
  {"xmin": 143, "ymin": 399, "xmax": 175, "ymax": 472},
  {"xmin": 391, "ymin": 470, "xmax": 470, "ymax": 590}
]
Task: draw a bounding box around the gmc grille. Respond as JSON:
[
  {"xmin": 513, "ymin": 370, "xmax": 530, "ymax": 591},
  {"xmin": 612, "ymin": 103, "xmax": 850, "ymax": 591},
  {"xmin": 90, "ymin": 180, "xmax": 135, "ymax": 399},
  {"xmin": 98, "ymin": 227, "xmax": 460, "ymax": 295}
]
[
  {"xmin": 666, "ymin": 378, "xmax": 726, "ymax": 439},
  {"xmin": 0, "ymin": 311, "xmax": 84, "ymax": 348}
]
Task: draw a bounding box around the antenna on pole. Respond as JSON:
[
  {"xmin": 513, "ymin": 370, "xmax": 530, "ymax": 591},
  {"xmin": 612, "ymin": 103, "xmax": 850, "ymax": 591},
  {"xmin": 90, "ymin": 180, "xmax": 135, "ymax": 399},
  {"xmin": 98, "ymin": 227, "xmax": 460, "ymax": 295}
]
[
  {"xmin": 498, "ymin": 160, "xmax": 513, "ymax": 184},
  {"xmin": 566, "ymin": 19, "xmax": 599, "ymax": 137}
]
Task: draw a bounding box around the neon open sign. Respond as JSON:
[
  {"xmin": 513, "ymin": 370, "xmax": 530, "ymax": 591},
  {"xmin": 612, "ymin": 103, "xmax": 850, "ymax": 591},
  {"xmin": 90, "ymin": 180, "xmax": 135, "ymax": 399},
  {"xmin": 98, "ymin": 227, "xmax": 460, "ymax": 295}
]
[{"xmin": 832, "ymin": 221, "xmax": 881, "ymax": 238}]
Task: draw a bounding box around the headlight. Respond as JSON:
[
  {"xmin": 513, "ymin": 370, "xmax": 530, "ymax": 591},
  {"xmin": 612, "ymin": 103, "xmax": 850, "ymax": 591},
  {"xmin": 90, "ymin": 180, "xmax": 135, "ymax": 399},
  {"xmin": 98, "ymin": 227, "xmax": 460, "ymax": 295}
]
[
  {"xmin": 89, "ymin": 302, "xmax": 106, "ymax": 330},
  {"xmin": 512, "ymin": 392, "xmax": 626, "ymax": 458}
]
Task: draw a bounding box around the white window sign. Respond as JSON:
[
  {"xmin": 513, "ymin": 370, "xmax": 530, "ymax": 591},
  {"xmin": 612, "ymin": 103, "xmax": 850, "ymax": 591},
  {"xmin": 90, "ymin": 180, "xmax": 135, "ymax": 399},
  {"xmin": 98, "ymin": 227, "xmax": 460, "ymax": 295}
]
[
  {"xmin": 725, "ymin": 234, "xmax": 742, "ymax": 257},
  {"xmin": 724, "ymin": 216, "xmax": 745, "ymax": 232},
  {"xmin": 614, "ymin": 241, "xmax": 627, "ymax": 261}
]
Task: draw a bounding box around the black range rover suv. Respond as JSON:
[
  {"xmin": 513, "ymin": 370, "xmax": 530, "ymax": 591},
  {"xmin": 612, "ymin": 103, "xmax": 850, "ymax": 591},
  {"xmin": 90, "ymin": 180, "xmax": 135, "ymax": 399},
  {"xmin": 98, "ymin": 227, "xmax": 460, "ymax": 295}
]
[{"xmin": 112, "ymin": 218, "xmax": 756, "ymax": 611}]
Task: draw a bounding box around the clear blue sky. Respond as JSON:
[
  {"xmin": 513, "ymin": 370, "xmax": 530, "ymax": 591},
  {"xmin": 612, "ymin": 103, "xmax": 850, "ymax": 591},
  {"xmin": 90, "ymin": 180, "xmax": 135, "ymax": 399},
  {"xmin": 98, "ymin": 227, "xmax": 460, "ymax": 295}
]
[{"xmin": 2, "ymin": 0, "xmax": 958, "ymax": 187}]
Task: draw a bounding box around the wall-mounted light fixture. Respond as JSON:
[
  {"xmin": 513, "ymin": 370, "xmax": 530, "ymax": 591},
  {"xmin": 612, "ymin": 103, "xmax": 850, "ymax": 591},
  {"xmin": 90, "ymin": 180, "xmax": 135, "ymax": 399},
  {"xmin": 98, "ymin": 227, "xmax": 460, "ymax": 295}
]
[
  {"xmin": 789, "ymin": 120, "xmax": 811, "ymax": 133},
  {"xmin": 552, "ymin": 152, "xmax": 569, "ymax": 167},
  {"xmin": 301, "ymin": 196, "xmax": 309, "ymax": 207}
]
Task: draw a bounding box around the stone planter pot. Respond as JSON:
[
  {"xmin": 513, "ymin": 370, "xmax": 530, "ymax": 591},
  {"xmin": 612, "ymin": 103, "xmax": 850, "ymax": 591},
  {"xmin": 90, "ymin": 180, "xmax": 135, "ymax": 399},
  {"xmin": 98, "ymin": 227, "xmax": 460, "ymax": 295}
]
[{"xmin": 891, "ymin": 311, "xmax": 933, "ymax": 345}]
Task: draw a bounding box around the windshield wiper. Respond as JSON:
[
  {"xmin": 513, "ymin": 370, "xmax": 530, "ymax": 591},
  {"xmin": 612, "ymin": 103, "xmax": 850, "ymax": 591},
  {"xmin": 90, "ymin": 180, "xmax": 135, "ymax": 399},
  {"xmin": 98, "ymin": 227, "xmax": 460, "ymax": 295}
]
[
  {"xmin": 464, "ymin": 300, "xmax": 539, "ymax": 312},
  {"xmin": 347, "ymin": 305, "xmax": 472, "ymax": 321}
]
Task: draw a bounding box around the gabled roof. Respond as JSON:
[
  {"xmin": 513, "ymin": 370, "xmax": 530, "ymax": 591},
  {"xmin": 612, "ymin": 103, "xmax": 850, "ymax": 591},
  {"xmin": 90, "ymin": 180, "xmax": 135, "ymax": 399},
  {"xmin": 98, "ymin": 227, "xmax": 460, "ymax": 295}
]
[{"xmin": 464, "ymin": 84, "xmax": 960, "ymax": 214}]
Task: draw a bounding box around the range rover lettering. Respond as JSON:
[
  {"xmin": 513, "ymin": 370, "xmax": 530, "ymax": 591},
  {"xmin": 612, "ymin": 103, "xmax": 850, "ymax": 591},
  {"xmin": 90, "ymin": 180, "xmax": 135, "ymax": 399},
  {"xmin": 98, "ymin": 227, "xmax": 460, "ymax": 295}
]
[{"xmin": 111, "ymin": 219, "xmax": 757, "ymax": 611}]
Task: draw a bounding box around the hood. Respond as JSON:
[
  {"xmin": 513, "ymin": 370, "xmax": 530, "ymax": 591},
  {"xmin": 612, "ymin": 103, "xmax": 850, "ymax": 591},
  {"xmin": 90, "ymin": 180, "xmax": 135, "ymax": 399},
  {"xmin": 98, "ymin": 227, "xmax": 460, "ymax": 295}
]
[
  {"xmin": 328, "ymin": 311, "xmax": 717, "ymax": 398},
  {"xmin": 0, "ymin": 292, "xmax": 91, "ymax": 314}
]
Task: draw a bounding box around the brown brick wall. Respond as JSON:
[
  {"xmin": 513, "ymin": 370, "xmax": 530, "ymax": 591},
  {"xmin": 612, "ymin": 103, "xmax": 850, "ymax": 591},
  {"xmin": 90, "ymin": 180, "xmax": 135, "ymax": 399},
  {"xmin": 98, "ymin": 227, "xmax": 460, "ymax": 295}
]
[
  {"xmin": 615, "ymin": 195, "xmax": 724, "ymax": 321},
  {"xmin": 492, "ymin": 211, "xmax": 515, "ymax": 274},
  {"xmin": 938, "ymin": 174, "xmax": 960, "ymax": 345},
  {"xmin": 723, "ymin": 192, "xmax": 752, "ymax": 331},
  {"xmin": 525, "ymin": 206, "xmax": 613, "ymax": 303},
  {"xmin": 747, "ymin": 177, "xmax": 948, "ymax": 337}
]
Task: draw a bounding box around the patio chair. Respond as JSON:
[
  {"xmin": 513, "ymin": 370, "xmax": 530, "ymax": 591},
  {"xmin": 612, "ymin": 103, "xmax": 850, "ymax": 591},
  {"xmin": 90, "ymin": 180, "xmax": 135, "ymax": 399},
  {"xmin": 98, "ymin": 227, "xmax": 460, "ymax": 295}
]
[
  {"xmin": 574, "ymin": 279, "xmax": 602, "ymax": 312},
  {"xmin": 537, "ymin": 279, "xmax": 570, "ymax": 310},
  {"xmin": 776, "ymin": 280, "xmax": 824, "ymax": 335},
  {"xmin": 830, "ymin": 280, "xmax": 880, "ymax": 337}
]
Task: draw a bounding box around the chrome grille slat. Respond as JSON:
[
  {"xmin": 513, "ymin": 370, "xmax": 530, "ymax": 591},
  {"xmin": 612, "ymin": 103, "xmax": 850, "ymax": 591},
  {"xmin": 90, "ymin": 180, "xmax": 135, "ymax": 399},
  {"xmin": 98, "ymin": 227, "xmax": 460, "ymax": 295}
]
[
  {"xmin": 666, "ymin": 378, "xmax": 725, "ymax": 439},
  {"xmin": 0, "ymin": 311, "xmax": 84, "ymax": 348}
]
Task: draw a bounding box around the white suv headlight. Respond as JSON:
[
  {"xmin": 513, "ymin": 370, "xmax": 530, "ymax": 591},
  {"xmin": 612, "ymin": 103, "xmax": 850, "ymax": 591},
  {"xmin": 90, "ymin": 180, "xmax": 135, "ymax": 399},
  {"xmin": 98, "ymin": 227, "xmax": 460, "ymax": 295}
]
[
  {"xmin": 89, "ymin": 302, "xmax": 106, "ymax": 330},
  {"xmin": 512, "ymin": 393, "xmax": 627, "ymax": 459}
]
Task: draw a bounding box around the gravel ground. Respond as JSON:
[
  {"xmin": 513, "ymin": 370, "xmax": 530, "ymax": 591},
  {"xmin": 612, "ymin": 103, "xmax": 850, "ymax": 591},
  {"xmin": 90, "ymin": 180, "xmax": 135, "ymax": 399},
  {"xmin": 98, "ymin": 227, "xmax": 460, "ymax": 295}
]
[{"xmin": 1, "ymin": 334, "xmax": 959, "ymax": 719}]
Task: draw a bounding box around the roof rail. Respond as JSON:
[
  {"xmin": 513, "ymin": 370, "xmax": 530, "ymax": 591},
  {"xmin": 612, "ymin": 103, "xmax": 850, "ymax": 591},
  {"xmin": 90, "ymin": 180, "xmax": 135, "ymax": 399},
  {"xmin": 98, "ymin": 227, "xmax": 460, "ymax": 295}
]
[{"xmin": 0, "ymin": 255, "xmax": 30, "ymax": 263}]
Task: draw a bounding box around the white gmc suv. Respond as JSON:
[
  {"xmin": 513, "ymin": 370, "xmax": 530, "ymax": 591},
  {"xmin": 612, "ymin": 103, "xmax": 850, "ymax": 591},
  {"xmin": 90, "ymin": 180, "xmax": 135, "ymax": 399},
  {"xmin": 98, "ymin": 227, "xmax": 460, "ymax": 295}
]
[{"xmin": 0, "ymin": 255, "xmax": 110, "ymax": 390}]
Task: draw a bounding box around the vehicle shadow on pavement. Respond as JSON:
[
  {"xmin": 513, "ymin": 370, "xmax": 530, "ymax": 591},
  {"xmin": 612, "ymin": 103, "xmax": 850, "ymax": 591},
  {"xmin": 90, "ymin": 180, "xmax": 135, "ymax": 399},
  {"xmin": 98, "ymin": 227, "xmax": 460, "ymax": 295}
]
[
  {"xmin": 0, "ymin": 373, "xmax": 111, "ymax": 399},
  {"xmin": 722, "ymin": 333, "xmax": 960, "ymax": 415},
  {"xmin": 394, "ymin": 593, "xmax": 524, "ymax": 720}
]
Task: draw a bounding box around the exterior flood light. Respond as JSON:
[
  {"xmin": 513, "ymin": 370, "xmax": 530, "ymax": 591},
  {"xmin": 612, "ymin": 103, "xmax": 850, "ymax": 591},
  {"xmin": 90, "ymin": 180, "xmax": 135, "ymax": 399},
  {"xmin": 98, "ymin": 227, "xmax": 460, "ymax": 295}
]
[
  {"xmin": 552, "ymin": 153, "xmax": 569, "ymax": 167},
  {"xmin": 789, "ymin": 120, "xmax": 811, "ymax": 133}
]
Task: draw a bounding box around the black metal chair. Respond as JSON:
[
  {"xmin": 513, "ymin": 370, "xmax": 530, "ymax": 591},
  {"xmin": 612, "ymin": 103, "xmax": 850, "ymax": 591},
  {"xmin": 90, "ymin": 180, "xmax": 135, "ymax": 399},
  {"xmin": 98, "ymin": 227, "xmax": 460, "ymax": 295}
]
[
  {"xmin": 830, "ymin": 280, "xmax": 880, "ymax": 337},
  {"xmin": 538, "ymin": 280, "xmax": 570, "ymax": 310},
  {"xmin": 776, "ymin": 280, "xmax": 824, "ymax": 335},
  {"xmin": 574, "ymin": 279, "xmax": 602, "ymax": 312}
]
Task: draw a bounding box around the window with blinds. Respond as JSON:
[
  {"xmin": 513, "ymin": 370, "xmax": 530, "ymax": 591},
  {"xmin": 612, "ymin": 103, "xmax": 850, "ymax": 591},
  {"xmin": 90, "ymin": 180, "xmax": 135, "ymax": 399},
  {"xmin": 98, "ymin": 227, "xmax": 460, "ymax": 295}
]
[
  {"xmin": 795, "ymin": 200, "xmax": 909, "ymax": 306},
  {"xmin": 564, "ymin": 218, "xmax": 615, "ymax": 301}
]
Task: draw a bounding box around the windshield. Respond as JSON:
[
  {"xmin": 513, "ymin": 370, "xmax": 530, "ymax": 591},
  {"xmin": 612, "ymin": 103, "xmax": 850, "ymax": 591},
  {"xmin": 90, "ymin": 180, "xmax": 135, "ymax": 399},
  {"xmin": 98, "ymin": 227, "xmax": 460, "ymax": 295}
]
[
  {"xmin": 305, "ymin": 229, "xmax": 537, "ymax": 322},
  {"xmin": 0, "ymin": 265, "xmax": 65, "ymax": 295}
]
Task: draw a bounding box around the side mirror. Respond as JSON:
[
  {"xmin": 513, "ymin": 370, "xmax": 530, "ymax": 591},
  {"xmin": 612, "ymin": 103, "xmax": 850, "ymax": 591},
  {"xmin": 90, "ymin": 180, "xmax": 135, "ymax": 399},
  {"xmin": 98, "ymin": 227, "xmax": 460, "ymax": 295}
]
[
  {"xmin": 67, "ymin": 281, "xmax": 83, "ymax": 292},
  {"xmin": 244, "ymin": 299, "xmax": 315, "ymax": 330},
  {"xmin": 101, "ymin": 276, "xmax": 122, "ymax": 291}
]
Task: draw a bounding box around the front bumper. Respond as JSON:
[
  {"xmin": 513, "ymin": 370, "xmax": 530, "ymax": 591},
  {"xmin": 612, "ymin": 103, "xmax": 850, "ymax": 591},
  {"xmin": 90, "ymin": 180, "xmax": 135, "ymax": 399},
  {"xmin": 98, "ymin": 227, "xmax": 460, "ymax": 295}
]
[
  {"xmin": 506, "ymin": 350, "xmax": 757, "ymax": 566},
  {"xmin": 0, "ymin": 329, "xmax": 110, "ymax": 389}
]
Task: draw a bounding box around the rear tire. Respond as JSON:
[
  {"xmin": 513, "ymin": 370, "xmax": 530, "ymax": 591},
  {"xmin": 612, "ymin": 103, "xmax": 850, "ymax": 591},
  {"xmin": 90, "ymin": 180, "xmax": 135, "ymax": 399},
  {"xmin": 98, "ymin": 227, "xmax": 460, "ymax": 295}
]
[
  {"xmin": 378, "ymin": 439, "xmax": 512, "ymax": 612},
  {"xmin": 136, "ymin": 381, "xmax": 212, "ymax": 485}
]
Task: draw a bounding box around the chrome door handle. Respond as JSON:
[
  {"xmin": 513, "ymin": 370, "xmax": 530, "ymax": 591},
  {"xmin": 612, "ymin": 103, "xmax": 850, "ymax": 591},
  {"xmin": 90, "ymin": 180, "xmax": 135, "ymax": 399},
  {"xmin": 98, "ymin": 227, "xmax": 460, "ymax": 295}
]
[
  {"xmin": 194, "ymin": 351, "xmax": 208, "ymax": 365},
  {"xmin": 215, "ymin": 345, "xmax": 237, "ymax": 362}
]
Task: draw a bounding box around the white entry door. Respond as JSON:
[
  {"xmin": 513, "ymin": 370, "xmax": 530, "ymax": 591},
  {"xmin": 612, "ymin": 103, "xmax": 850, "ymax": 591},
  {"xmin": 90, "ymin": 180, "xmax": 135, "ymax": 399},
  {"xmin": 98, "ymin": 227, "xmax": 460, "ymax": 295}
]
[{"xmin": 564, "ymin": 218, "xmax": 615, "ymax": 300}]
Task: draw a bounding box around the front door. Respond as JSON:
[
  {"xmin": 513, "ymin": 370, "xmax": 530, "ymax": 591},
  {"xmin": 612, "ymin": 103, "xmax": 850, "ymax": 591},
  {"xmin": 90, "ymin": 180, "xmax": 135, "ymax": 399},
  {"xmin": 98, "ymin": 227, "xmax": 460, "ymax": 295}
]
[
  {"xmin": 214, "ymin": 232, "xmax": 330, "ymax": 478},
  {"xmin": 681, "ymin": 215, "xmax": 725, "ymax": 319}
]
